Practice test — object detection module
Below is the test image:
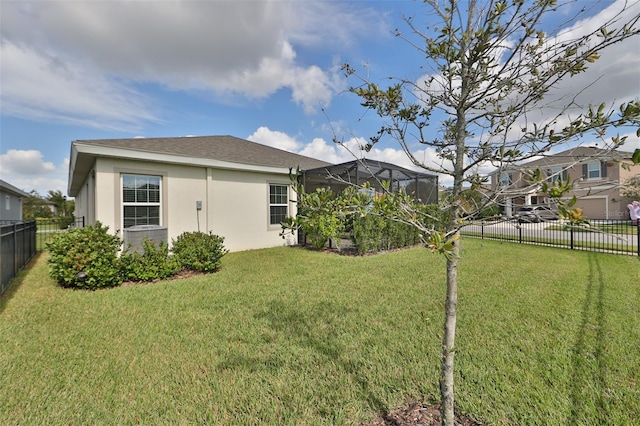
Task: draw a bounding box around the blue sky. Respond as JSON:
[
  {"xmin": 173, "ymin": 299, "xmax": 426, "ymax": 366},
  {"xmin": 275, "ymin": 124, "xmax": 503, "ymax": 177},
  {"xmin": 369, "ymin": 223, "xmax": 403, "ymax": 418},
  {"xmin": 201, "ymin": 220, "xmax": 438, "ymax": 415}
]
[{"xmin": 1, "ymin": 0, "xmax": 639, "ymax": 196}]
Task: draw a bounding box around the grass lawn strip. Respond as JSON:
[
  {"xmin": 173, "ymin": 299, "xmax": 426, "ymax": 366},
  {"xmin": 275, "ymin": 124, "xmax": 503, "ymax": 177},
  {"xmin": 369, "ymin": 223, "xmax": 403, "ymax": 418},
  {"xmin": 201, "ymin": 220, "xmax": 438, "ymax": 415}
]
[{"xmin": 0, "ymin": 240, "xmax": 638, "ymax": 425}]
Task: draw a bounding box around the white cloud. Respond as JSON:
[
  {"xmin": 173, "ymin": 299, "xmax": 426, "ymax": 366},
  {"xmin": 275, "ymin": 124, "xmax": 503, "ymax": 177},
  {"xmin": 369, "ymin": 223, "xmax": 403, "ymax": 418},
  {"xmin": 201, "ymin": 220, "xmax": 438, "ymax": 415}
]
[
  {"xmin": 530, "ymin": 0, "xmax": 640, "ymax": 121},
  {"xmin": 298, "ymin": 137, "xmax": 362, "ymax": 164},
  {"xmin": 0, "ymin": 39, "xmax": 160, "ymax": 130},
  {"xmin": 0, "ymin": 150, "xmax": 68, "ymax": 195},
  {"xmin": 247, "ymin": 126, "xmax": 302, "ymax": 152},
  {"xmin": 0, "ymin": 149, "xmax": 55, "ymax": 175},
  {"xmin": 288, "ymin": 1, "xmax": 391, "ymax": 48},
  {"xmin": 620, "ymin": 132, "xmax": 640, "ymax": 152},
  {"xmin": 248, "ymin": 126, "xmax": 454, "ymax": 185},
  {"xmin": 404, "ymin": 0, "xmax": 640, "ymax": 172},
  {"xmin": 1, "ymin": 0, "xmax": 370, "ymax": 124}
]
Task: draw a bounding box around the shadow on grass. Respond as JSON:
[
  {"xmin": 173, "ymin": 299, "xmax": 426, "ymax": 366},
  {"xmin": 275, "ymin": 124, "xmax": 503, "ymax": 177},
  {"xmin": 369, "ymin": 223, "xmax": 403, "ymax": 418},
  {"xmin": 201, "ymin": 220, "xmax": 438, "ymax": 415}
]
[
  {"xmin": 254, "ymin": 299, "xmax": 389, "ymax": 414},
  {"xmin": 569, "ymin": 253, "xmax": 607, "ymax": 424},
  {"xmin": 0, "ymin": 251, "xmax": 44, "ymax": 315}
]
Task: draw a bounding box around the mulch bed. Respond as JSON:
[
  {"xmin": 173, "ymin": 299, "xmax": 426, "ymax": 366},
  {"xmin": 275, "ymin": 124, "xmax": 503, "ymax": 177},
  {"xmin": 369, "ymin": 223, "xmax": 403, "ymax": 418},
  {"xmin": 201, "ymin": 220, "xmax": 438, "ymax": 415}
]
[{"xmin": 362, "ymin": 403, "xmax": 482, "ymax": 426}]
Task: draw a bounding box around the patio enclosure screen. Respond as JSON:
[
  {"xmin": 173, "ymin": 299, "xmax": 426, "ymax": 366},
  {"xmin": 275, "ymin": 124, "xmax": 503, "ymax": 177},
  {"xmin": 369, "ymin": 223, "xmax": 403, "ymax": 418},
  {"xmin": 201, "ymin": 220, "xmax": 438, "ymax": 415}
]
[{"xmin": 301, "ymin": 159, "xmax": 438, "ymax": 205}]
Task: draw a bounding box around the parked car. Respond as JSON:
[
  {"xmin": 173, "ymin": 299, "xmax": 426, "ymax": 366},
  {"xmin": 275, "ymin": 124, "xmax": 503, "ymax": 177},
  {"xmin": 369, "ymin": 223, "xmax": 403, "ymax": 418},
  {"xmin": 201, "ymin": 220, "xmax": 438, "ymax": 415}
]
[{"xmin": 516, "ymin": 205, "xmax": 558, "ymax": 223}]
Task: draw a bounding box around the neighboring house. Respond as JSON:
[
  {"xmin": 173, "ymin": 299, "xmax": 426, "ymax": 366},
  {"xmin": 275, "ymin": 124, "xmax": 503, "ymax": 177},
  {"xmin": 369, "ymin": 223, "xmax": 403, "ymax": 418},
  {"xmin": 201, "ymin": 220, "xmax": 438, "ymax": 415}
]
[
  {"xmin": 489, "ymin": 146, "xmax": 640, "ymax": 220},
  {"xmin": 68, "ymin": 135, "xmax": 331, "ymax": 252},
  {"xmin": 44, "ymin": 200, "xmax": 58, "ymax": 215},
  {"xmin": 0, "ymin": 179, "xmax": 29, "ymax": 222}
]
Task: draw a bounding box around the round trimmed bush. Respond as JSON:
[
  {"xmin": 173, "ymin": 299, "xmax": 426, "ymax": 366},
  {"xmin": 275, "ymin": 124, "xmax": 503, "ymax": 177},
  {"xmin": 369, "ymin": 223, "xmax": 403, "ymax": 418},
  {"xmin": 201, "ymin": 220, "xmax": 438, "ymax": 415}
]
[
  {"xmin": 46, "ymin": 222, "xmax": 123, "ymax": 289},
  {"xmin": 172, "ymin": 231, "xmax": 228, "ymax": 273}
]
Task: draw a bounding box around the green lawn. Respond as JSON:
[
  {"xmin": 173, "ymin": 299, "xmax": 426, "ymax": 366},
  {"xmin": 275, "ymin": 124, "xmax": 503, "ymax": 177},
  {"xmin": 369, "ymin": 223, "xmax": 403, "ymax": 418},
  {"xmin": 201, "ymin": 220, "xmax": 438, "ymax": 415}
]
[{"xmin": 1, "ymin": 240, "xmax": 638, "ymax": 425}]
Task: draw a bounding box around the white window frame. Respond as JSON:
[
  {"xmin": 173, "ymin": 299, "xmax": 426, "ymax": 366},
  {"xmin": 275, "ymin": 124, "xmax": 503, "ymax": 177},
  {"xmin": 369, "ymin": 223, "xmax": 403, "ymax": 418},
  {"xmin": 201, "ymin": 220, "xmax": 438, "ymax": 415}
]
[
  {"xmin": 587, "ymin": 162, "xmax": 601, "ymax": 179},
  {"xmin": 268, "ymin": 184, "xmax": 289, "ymax": 226},
  {"xmin": 121, "ymin": 174, "xmax": 162, "ymax": 229},
  {"xmin": 499, "ymin": 172, "xmax": 511, "ymax": 187},
  {"xmin": 549, "ymin": 166, "xmax": 567, "ymax": 183}
]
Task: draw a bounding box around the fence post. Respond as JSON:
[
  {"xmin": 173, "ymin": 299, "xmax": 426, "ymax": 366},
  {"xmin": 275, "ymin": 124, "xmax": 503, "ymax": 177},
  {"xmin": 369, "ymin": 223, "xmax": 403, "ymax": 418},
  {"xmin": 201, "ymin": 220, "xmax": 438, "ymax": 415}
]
[
  {"xmin": 518, "ymin": 224, "xmax": 522, "ymax": 244},
  {"xmin": 481, "ymin": 220, "xmax": 484, "ymax": 239},
  {"xmin": 637, "ymin": 221, "xmax": 639, "ymax": 257},
  {"xmin": 570, "ymin": 226, "xmax": 574, "ymax": 250},
  {"xmin": 13, "ymin": 222, "xmax": 19, "ymax": 280}
]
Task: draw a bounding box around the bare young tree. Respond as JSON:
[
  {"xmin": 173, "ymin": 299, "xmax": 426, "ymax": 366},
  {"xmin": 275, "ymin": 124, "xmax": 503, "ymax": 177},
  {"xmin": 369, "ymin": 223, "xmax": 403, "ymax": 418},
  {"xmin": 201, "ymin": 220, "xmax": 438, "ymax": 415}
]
[{"xmin": 340, "ymin": 1, "xmax": 640, "ymax": 424}]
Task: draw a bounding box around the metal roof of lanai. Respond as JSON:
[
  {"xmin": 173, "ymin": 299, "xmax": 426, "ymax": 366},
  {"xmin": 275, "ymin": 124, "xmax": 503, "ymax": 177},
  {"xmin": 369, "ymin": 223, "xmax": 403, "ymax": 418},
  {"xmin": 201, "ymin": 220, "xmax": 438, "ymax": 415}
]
[{"xmin": 302, "ymin": 158, "xmax": 439, "ymax": 204}]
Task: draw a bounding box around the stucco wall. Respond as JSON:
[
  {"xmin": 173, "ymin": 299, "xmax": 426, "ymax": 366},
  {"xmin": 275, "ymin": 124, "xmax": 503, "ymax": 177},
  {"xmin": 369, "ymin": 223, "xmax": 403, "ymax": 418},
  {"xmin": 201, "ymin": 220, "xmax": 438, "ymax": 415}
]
[
  {"xmin": 89, "ymin": 157, "xmax": 297, "ymax": 252},
  {"xmin": 207, "ymin": 168, "xmax": 297, "ymax": 252}
]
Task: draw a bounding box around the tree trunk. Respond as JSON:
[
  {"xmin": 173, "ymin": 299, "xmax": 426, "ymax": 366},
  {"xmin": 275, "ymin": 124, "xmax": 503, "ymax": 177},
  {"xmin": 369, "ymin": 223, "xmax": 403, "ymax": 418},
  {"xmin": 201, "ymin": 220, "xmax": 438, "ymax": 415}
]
[{"xmin": 440, "ymin": 234, "xmax": 459, "ymax": 426}]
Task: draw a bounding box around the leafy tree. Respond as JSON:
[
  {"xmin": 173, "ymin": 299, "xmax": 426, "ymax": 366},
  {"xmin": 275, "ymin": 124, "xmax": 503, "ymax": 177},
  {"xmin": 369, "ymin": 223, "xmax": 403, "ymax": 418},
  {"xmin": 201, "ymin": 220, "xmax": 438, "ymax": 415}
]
[
  {"xmin": 23, "ymin": 190, "xmax": 52, "ymax": 219},
  {"xmin": 340, "ymin": 1, "xmax": 640, "ymax": 424},
  {"xmin": 46, "ymin": 190, "xmax": 66, "ymax": 216},
  {"xmin": 621, "ymin": 174, "xmax": 640, "ymax": 200},
  {"xmin": 46, "ymin": 189, "xmax": 75, "ymax": 217},
  {"xmin": 458, "ymin": 187, "xmax": 500, "ymax": 219},
  {"xmin": 282, "ymin": 186, "xmax": 345, "ymax": 249}
]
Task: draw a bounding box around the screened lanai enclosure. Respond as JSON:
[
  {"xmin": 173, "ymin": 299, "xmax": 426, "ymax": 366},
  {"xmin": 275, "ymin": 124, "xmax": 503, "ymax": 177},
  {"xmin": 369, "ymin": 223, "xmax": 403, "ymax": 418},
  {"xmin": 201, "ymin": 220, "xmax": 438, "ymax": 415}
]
[{"xmin": 301, "ymin": 159, "xmax": 439, "ymax": 205}]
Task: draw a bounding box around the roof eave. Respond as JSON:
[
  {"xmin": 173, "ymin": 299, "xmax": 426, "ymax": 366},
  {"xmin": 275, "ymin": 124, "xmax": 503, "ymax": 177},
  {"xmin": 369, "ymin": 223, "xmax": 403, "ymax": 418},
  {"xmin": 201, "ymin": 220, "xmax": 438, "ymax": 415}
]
[{"xmin": 68, "ymin": 142, "xmax": 296, "ymax": 196}]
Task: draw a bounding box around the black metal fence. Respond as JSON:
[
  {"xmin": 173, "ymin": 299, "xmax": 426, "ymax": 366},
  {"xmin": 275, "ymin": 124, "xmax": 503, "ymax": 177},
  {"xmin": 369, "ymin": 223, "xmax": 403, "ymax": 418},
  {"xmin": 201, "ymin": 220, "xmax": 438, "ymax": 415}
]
[
  {"xmin": 462, "ymin": 219, "xmax": 640, "ymax": 256},
  {"xmin": 34, "ymin": 216, "xmax": 85, "ymax": 250},
  {"xmin": 1, "ymin": 220, "xmax": 37, "ymax": 295},
  {"xmin": 0, "ymin": 217, "xmax": 85, "ymax": 295}
]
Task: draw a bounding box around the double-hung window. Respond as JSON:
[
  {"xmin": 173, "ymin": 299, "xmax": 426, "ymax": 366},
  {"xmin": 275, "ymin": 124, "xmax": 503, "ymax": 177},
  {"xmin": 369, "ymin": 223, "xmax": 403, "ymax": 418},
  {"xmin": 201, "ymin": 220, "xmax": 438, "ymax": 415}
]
[
  {"xmin": 499, "ymin": 172, "xmax": 512, "ymax": 187},
  {"xmin": 582, "ymin": 161, "xmax": 607, "ymax": 180},
  {"xmin": 269, "ymin": 184, "xmax": 288, "ymax": 225},
  {"xmin": 122, "ymin": 174, "xmax": 161, "ymax": 228},
  {"xmin": 548, "ymin": 166, "xmax": 568, "ymax": 183}
]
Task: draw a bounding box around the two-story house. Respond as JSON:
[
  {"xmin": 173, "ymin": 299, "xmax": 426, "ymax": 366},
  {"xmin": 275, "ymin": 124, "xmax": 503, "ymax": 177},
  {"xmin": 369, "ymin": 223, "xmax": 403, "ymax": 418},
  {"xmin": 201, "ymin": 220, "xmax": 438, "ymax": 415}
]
[{"xmin": 490, "ymin": 146, "xmax": 639, "ymax": 220}]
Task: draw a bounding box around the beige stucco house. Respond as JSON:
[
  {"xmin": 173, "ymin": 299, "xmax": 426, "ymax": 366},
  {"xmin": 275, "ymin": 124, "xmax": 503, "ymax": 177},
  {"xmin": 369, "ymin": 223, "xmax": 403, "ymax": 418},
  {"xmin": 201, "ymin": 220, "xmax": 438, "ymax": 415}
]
[
  {"xmin": 489, "ymin": 146, "xmax": 640, "ymax": 220},
  {"xmin": 68, "ymin": 135, "xmax": 331, "ymax": 252}
]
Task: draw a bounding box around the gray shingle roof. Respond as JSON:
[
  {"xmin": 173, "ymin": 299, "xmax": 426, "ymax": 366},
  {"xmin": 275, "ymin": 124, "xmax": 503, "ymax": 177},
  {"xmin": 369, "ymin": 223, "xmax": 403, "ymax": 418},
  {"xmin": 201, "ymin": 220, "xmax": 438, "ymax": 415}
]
[
  {"xmin": 74, "ymin": 135, "xmax": 332, "ymax": 171},
  {"xmin": 0, "ymin": 179, "xmax": 30, "ymax": 198},
  {"xmin": 523, "ymin": 146, "xmax": 632, "ymax": 168}
]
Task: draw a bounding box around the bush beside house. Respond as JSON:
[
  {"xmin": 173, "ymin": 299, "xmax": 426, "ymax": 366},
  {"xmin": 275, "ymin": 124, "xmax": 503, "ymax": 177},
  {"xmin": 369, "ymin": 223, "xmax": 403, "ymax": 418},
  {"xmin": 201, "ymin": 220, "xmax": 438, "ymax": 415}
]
[{"xmin": 46, "ymin": 223, "xmax": 228, "ymax": 290}]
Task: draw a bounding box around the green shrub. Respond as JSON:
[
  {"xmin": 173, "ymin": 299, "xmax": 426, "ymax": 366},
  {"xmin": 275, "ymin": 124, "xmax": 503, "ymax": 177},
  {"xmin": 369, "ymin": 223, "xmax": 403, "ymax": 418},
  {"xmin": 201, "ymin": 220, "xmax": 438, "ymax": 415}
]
[
  {"xmin": 172, "ymin": 232, "xmax": 228, "ymax": 272},
  {"xmin": 301, "ymin": 211, "xmax": 344, "ymax": 250},
  {"xmin": 120, "ymin": 239, "xmax": 180, "ymax": 282},
  {"xmin": 296, "ymin": 188, "xmax": 345, "ymax": 249},
  {"xmin": 351, "ymin": 205, "xmax": 428, "ymax": 254},
  {"xmin": 351, "ymin": 214, "xmax": 386, "ymax": 255},
  {"xmin": 46, "ymin": 222, "xmax": 122, "ymax": 290},
  {"xmin": 58, "ymin": 215, "xmax": 76, "ymax": 230}
]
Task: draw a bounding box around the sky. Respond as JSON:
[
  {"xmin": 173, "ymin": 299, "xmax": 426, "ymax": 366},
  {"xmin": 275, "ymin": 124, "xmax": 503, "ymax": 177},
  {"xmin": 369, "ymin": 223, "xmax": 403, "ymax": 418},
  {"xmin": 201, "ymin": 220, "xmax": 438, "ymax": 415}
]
[{"xmin": 1, "ymin": 0, "xmax": 639, "ymax": 197}]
